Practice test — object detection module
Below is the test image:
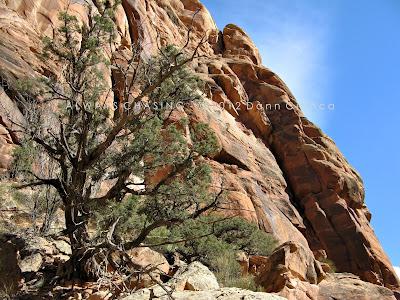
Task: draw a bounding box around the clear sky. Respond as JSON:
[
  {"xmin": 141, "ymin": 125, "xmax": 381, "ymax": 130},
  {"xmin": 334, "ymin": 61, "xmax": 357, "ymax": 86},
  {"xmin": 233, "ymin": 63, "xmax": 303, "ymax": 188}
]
[{"xmin": 202, "ymin": 0, "xmax": 400, "ymax": 271}]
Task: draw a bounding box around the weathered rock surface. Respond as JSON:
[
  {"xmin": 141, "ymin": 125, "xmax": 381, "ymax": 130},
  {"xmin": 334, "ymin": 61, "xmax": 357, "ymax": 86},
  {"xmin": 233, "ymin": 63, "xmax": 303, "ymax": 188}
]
[
  {"xmin": 222, "ymin": 23, "xmax": 262, "ymax": 64},
  {"xmin": 121, "ymin": 261, "xmax": 283, "ymax": 299},
  {"xmin": 249, "ymin": 241, "xmax": 398, "ymax": 300},
  {"xmin": 158, "ymin": 289, "xmax": 285, "ymax": 300},
  {"xmin": 0, "ymin": 0, "xmax": 398, "ymax": 295},
  {"xmin": 317, "ymin": 273, "xmax": 399, "ymax": 300},
  {"xmin": 124, "ymin": 285, "xmax": 283, "ymax": 300},
  {"xmin": 18, "ymin": 252, "xmax": 43, "ymax": 273},
  {"xmin": 168, "ymin": 261, "xmax": 219, "ymax": 291},
  {"xmin": 126, "ymin": 247, "xmax": 170, "ymax": 288},
  {"xmin": 129, "ymin": 261, "xmax": 219, "ymax": 298},
  {"xmin": 0, "ymin": 233, "xmax": 72, "ymax": 293},
  {"xmin": 118, "ymin": 262, "xmax": 214, "ymax": 298},
  {"xmin": 255, "ymin": 241, "xmax": 326, "ymax": 292},
  {"xmin": 124, "ymin": 288, "xmax": 285, "ymax": 300},
  {"xmin": 0, "ymin": 236, "xmax": 21, "ymax": 294}
]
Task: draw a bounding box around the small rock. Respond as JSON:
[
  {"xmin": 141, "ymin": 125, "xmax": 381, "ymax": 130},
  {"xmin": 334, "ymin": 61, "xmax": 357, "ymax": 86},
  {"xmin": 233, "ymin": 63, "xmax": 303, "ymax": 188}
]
[
  {"xmin": 126, "ymin": 247, "xmax": 170, "ymax": 288},
  {"xmin": 24, "ymin": 236, "xmax": 55, "ymax": 255},
  {"xmin": 53, "ymin": 239, "xmax": 72, "ymax": 255},
  {"xmin": 53, "ymin": 254, "xmax": 70, "ymax": 262},
  {"xmin": 122, "ymin": 288, "xmax": 151, "ymax": 300},
  {"xmin": 124, "ymin": 287, "xmax": 285, "ymax": 300},
  {"xmin": 19, "ymin": 253, "xmax": 43, "ymax": 273},
  {"xmin": 87, "ymin": 290, "xmax": 112, "ymax": 300},
  {"xmin": 160, "ymin": 288, "xmax": 285, "ymax": 300},
  {"xmin": 170, "ymin": 261, "xmax": 219, "ymax": 291},
  {"xmin": 256, "ymin": 241, "xmax": 326, "ymax": 292}
]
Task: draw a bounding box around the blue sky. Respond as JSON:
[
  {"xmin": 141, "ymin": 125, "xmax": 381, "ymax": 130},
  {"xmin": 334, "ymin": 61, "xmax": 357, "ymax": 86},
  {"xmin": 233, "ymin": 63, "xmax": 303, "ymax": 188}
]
[{"xmin": 202, "ymin": 0, "xmax": 400, "ymax": 270}]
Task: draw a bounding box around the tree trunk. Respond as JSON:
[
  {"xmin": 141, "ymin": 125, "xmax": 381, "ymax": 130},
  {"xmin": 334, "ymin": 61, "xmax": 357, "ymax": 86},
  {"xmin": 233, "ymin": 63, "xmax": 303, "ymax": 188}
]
[{"xmin": 63, "ymin": 201, "xmax": 93, "ymax": 279}]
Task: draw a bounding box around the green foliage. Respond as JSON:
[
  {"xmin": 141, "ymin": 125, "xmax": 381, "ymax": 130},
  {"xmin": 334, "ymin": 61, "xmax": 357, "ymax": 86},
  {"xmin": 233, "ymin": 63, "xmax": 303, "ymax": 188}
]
[
  {"xmin": 212, "ymin": 251, "xmax": 241, "ymax": 285},
  {"xmin": 96, "ymin": 201, "xmax": 278, "ymax": 277},
  {"xmin": 95, "ymin": 196, "xmax": 145, "ymax": 240},
  {"xmin": 10, "ymin": 140, "xmax": 36, "ymax": 175},
  {"xmin": 142, "ymin": 45, "xmax": 206, "ymax": 116},
  {"xmin": 142, "ymin": 164, "xmax": 212, "ymax": 219},
  {"xmin": 151, "ymin": 215, "xmax": 276, "ymax": 291},
  {"xmin": 14, "ymin": 78, "xmax": 40, "ymax": 95},
  {"xmin": 319, "ymin": 257, "xmax": 337, "ymax": 273},
  {"xmin": 11, "ymin": 4, "xmax": 277, "ymax": 287},
  {"xmin": 10, "ymin": 188, "xmax": 28, "ymax": 207},
  {"xmin": 11, "ymin": 185, "xmax": 60, "ymax": 232},
  {"xmin": 0, "ymin": 181, "xmax": 60, "ymax": 234},
  {"xmin": 157, "ymin": 215, "xmax": 277, "ymax": 267},
  {"xmin": 191, "ymin": 123, "xmax": 220, "ymax": 156},
  {"xmin": 212, "ymin": 217, "xmax": 278, "ymax": 256},
  {"xmin": 0, "ymin": 183, "xmax": 13, "ymax": 213},
  {"xmin": 96, "ymin": 199, "xmax": 276, "ymax": 290},
  {"xmin": 94, "ymin": 158, "xmax": 215, "ymax": 242},
  {"xmin": 164, "ymin": 6, "xmax": 180, "ymax": 26},
  {"xmin": 213, "ymin": 253, "xmax": 263, "ymax": 291}
]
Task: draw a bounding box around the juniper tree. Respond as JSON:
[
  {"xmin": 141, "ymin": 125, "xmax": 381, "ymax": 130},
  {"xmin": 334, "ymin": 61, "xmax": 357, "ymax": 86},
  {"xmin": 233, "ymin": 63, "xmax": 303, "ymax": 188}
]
[{"xmin": 9, "ymin": 3, "xmax": 277, "ymax": 281}]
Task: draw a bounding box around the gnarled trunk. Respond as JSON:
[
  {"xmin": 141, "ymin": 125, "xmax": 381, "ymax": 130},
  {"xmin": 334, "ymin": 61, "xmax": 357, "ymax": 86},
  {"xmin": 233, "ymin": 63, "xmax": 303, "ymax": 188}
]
[{"xmin": 63, "ymin": 199, "xmax": 92, "ymax": 279}]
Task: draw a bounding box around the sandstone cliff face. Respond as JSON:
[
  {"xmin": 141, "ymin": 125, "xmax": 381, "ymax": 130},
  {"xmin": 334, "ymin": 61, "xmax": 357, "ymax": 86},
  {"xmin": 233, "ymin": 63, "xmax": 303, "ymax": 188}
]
[{"xmin": 0, "ymin": 0, "xmax": 398, "ymax": 293}]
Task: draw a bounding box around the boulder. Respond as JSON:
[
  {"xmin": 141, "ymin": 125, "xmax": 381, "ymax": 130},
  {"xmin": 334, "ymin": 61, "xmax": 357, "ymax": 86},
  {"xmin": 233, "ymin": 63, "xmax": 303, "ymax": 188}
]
[
  {"xmin": 0, "ymin": 238, "xmax": 21, "ymax": 293},
  {"xmin": 160, "ymin": 288, "xmax": 286, "ymax": 300},
  {"xmin": 122, "ymin": 289, "xmax": 151, "ymax": 300},
  {"xmin": 0, "ymin": 234, "xmax": 56, "ymax": 276},
  {"xmin": 255, "ymin": 242, "xmax": 325, "ymax": 292},
  {"xmin": 318, "ymin": 273, "xmax": 398, "ymax": 300},
  {"xmin": 168, "ymin": 261, "xmax": 219, "ymax": 291},
  {"xmin": 223, "ymin": 24, "xmax": 262, "ymax": 65},
  {"xmin": 18, "ymin": 253, "xmax": 43, "ymax": 273},
  {"xmin": 123, "ymin": 262, "xmax": 219, "ymax": 299},
  {"xmin": 127, "ymin": 247, "xmax": 170, "ymax": 274},
  {"xmin": 123, "ymin": 287, "xmax": 286, "ymax": 300},
  {"xmin": 52, "ymin": 239, "xmax": 72, "ymax": 255},
  {"xmin": 87, "ymin": 290, "xmax": 113, "ymax": 300},
  {"xmin": 126, "ymin": 247, "xmax": 170, "ymax": 288},
  {"xmin": 23, "ymin": 236, "xmax": 55, "ymax": 256}
]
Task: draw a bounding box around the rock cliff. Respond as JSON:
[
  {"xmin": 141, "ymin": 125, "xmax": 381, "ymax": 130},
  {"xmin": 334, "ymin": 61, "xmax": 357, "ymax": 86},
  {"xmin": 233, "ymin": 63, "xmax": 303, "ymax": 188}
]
[{"xmin": 0, "ymin": 0, "xmax": 398, "ymax": 296}]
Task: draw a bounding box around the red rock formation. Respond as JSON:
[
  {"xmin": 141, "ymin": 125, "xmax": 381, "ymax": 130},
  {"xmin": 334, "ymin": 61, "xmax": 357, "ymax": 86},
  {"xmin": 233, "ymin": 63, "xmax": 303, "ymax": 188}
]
[
  {"xmin": 255, "ymin": 241, "xmax": 326, "ymax": 292},
  {"xmin": 252, "ymin": 242, "xmax": 398, "ymax": 300},
  {"xmin": 0, "ymin": 0, "xmax": 398, "ymax": 293}
]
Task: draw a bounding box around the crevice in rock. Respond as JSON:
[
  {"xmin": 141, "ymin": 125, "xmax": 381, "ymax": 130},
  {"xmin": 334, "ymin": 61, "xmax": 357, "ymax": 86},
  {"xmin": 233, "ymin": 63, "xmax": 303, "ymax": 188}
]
[
  {"xmin": 110, "ymin": 70, "xmax": 120, "ymax": 120},
  {"xmin": 121, "ymin": 0, "xmax": 142, "ymax": 44},
  {"xmin": 213, "ymin": 149, "xmax": 250, "ymax": 171},
  {"xmin": 213, "ymin": 30, "xmax": 225, "ymax": 55},
  {"xmin": 0, "ymin": 76, "xmax": 23, "ymax": 145},
  {"xmin": 0, "ymin": 116, "xmax": 19, "ymax": 145},
  {"xmin": 257, "ymin": 127, "xmax": 327, "ymax": 257}
]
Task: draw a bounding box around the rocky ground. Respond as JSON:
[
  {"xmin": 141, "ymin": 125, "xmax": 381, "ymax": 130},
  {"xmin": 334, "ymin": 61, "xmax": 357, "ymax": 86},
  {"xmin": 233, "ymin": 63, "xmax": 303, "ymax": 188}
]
[
  {"xmin": 0, "ymin": 0, "xmax": 399, "ymax": 299},
  {"xmin": 1, "ymin": 230, "xmax": 399, "ymax": 299}
]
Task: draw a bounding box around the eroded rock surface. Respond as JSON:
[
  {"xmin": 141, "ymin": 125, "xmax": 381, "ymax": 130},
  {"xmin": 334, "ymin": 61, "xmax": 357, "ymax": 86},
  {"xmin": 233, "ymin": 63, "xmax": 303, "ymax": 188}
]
[
  {"xmin": 317, "ymin": 273, "xmax": 399, "ymax": 300},
  {"xmin": 0, "ymin": 0, "xmax": 398, "ymax": 294},
  {"xmin": 125, "ymin": 247, "xmax": 170, "ymax": 288},
  {"xmin": 123, "ymin": 288, "xmax": 285, "ymax": 300},
  {"xmin": 255, "ymin": 241, "xmax": 326, "ymax": 292},
  {"xmin": 167, "ymin": 261, "xmax": 219, "ymax": 291}
]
